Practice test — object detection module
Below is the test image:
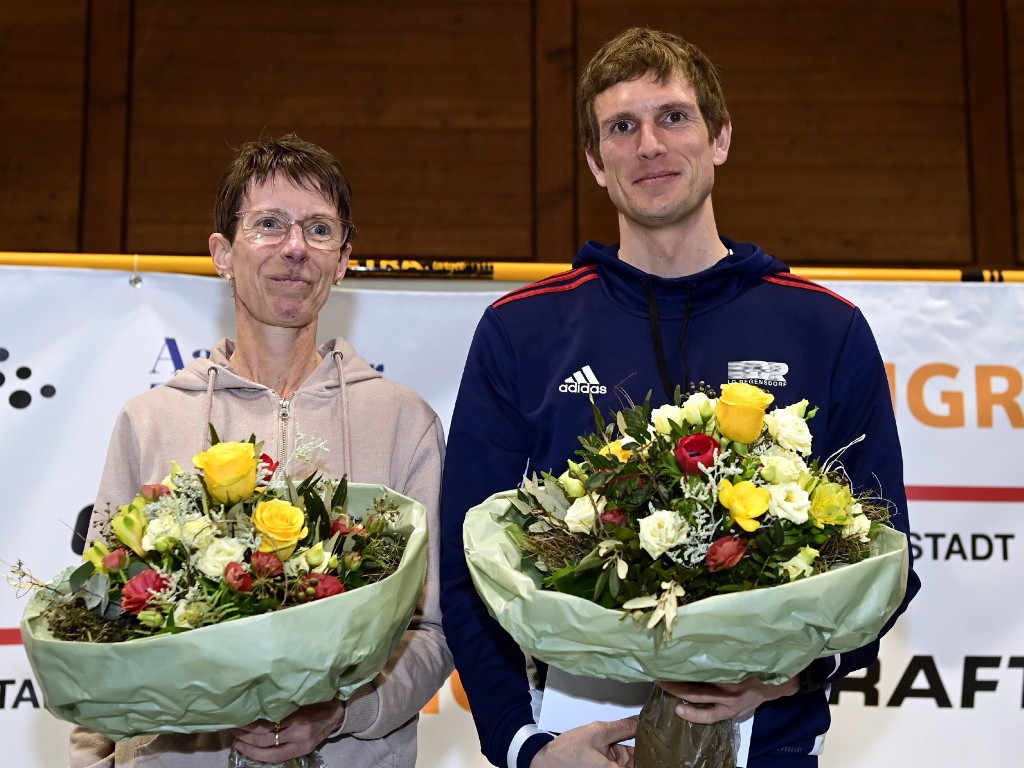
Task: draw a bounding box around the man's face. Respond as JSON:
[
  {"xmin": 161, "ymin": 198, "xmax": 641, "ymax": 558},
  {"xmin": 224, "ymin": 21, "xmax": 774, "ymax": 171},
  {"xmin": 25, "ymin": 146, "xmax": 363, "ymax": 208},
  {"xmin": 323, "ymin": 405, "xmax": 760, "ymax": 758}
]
[
  {"xmin": 586, "ymin": 71, "xmax": 730, "ymax": 231},
  {"xmin": 209, "ymin": 172, "xmax": 350, "ymax": 333}
]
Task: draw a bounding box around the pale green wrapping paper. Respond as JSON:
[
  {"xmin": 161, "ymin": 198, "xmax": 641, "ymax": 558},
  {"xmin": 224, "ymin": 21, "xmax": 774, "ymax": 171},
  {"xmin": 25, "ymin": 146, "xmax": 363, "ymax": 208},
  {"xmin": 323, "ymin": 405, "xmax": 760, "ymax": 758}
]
[
  {"xmin": 21, "ymin": 484, "xmax": 427, "ymax": 741},
  {"xmin": 464, "ymin": 490, "xmax": 909, "ymax": 686}
]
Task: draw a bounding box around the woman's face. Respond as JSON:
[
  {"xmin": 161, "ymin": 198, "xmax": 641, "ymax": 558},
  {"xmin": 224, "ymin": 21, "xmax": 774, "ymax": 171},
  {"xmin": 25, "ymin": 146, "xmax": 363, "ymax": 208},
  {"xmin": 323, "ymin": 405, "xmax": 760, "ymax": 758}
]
[{"xmin": 209, "ymin": 172, "xmax": 351, "ymax": 334}]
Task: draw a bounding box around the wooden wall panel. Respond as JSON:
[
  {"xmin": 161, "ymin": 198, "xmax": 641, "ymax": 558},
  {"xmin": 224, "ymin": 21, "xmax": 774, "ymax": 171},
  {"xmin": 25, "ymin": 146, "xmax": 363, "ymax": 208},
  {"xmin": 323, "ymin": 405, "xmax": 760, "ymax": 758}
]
[
  {"xmin": 575, "ymin": 0, "xmax": 973, "ymax": 267},
  {"xmin": 0, "ymin": 3, "xmax": 86, "ymax": 253},
  {"xmin": 124, "ymin": 0, "xmax": 533, "ymax": 259},
  {"xmin": 1, "ymin": 1, "xmax": 1019, "ymax": 269}
]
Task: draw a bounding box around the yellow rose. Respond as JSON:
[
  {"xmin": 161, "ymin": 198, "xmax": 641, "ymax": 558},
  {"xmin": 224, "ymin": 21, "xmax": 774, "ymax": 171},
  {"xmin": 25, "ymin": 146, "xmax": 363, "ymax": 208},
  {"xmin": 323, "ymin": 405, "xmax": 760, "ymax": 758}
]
[
  {"xmin": 253, "ymin": 499, "xmax": 309, "ymax": 559},
  {"xmin": 718, "ymin": 478, "xmax": 770, "ymax": 532},
  {"xmin": 599, "ymin": 439, "xmax": 631, "ymax": 463},
  {"xmin": 193, "ymin": 441, "xmax": 258, "ymax": 504},
  {"xmin": 715, "ymin": 383, "xmax": 774, "ymax": 444}
]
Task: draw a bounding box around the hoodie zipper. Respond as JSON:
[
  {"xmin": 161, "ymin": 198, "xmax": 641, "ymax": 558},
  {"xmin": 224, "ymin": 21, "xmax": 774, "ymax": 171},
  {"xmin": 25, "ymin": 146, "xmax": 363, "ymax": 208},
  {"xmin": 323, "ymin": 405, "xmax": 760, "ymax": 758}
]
[{"xmin": 278, "ymin": 397, "xmax": 291, "ymax": 473}]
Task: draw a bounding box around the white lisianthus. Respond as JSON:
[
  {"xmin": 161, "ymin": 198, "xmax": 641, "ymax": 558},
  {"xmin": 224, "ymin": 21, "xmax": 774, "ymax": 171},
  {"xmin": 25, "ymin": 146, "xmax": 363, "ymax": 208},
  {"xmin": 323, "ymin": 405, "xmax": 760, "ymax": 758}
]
[
  {"xmin": 558, "ymin": 465, "xmax": 587, "ymax": 498},
  {"xmin": 766, "ymin": 482, "xmax": 811, "ymax": 524},
  {"xmin": 843, "ymin": 508, "xmax": 871, "ymax": 542},
  {"xmin": 284, "ymin": 554, "xmax": 312, "ymax": 577},
  {"xmin": 650, "ymin": 404, "xmax": 687, "ymax": 435},
  {"xmin": 638, "ymin": 508, "xmax": 690, "ymax": 560},
  {"xmin": 564, "ymin": 495, "xmax": 606, "ymax": 534},
  {"xmin": 680, "ymin": 392, "xmax": 716, "ymax": 427},
  {"xmin": 173, "ymin": 599, "xmax": 212, "ymax": 629},
  {"xmin": 195, "ymin": 537, "xmax": 248, "ymax": 579},
  {"xmin": 781, "ymin": 546, "xmax": 818, "ymax": 581},
  {"xmin": 758, "ymin": 445, "xmax": 809, "ymax": 485},
  {"xmin": 763, "ymin": 404, "xmax": 813, "ymax": 455},
  {"xmin": 142, "ymin": 513, "xmax": 183, "ymax": 553}
]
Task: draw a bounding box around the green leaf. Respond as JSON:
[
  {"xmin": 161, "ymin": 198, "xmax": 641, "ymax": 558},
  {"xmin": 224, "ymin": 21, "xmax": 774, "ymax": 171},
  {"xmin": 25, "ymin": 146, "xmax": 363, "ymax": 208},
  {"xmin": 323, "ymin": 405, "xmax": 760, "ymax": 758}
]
[{"xmin": 68, "ymin": 561, "xmax": 96, "ymax": 594}]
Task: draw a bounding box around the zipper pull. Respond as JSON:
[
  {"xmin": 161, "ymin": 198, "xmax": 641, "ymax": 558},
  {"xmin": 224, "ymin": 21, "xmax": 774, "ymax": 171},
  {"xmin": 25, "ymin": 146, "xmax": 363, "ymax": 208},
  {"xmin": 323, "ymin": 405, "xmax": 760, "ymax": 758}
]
[{"xmin": 279, "ymin": 398, "xmax": 291, "ymax": 421}]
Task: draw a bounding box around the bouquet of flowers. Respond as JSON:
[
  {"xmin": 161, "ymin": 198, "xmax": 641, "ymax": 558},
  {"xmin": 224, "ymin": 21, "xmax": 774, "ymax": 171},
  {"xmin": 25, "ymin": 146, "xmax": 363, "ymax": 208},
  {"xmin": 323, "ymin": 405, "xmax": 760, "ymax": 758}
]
[
  {"xmin": 463, "ymin": 383, "xmax": 908, "ymax": 768},
  {"xmin": 14, "ymin": 428, "xmax": 428, "ymax": 766}
]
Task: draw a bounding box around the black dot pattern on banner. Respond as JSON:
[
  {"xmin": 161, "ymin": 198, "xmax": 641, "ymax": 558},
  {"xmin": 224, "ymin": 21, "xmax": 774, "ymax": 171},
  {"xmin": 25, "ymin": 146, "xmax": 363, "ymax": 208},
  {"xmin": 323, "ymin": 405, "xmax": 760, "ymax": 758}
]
[{"xmin": 0, "ymin": 348, "xmax": 56, "ymax": 408}]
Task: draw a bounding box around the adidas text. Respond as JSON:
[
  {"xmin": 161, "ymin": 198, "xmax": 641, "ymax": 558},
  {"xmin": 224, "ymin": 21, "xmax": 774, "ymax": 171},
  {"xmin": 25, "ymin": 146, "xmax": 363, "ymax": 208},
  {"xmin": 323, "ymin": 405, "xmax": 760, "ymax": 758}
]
[{"xmin": 559, "ymin": 381, "xmax": 607, "ymax": 394}]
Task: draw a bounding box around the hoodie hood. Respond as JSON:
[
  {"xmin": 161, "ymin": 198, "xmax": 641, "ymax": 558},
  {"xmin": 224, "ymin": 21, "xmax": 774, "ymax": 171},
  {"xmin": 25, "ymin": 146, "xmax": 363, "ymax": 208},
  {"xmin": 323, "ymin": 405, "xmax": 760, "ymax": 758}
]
[
  {"xmin": 163, "ymin": 337, "xmax": 383, "ymax": 394},
  {"xmin": 572, "ymin": 237, "xmax": 788, "ymax": 320}
]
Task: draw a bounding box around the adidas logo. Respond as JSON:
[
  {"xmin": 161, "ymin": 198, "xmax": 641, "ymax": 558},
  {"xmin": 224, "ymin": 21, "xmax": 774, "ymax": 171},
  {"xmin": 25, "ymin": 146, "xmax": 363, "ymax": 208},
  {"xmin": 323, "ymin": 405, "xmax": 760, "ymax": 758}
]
[{"xmin": 559, "ymin": 365, "xmax": 608, "ymax": 395}]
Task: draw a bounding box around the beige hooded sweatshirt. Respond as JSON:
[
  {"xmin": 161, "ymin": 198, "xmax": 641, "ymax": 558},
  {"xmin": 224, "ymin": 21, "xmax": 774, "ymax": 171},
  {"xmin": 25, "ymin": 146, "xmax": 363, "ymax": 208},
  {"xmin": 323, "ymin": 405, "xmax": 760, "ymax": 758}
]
[{"xmin": 70, "ymin": 337, "xmax": 452, "ymax": 768}]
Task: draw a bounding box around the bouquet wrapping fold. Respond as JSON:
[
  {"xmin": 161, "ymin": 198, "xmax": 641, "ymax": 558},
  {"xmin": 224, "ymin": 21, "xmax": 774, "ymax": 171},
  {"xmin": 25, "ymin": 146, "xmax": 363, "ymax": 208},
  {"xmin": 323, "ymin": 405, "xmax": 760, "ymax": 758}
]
[
  {"xmin": 464, "ymin": 490, "xmax": 908, "ymax": 685},
  {"xmin": 21, "ymin": 483, "xmax": 427, "ymax": 741}
]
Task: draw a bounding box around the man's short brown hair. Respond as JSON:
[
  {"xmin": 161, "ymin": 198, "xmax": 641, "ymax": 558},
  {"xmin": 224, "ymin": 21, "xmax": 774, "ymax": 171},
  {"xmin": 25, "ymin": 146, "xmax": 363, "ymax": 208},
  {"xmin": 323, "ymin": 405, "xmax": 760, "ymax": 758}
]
[{"xmin": 577, "ymin": 27, "xmax": 729, "ymax": 160}]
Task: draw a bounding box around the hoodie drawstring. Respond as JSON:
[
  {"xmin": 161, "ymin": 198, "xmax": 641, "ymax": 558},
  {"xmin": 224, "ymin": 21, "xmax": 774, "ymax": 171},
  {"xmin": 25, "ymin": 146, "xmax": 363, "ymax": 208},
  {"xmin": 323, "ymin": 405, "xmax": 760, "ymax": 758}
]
[
  {"xmin": 332, "ymin": 351, "xmax": 353, "ymax": 478},
  {"xmin": 643, "ymin": 280, "xmax": 695, "ymax": 401},
  {"xmin": 203, "ymin": 366, "xmax": 218, "ymax": 449},
  {"xmin": 644, "ymin": 279, "xmax": 676, "ymax": 401},
  {"xmin": 679, "ymin": 283, "xmax": 694, "ymax": 390}
]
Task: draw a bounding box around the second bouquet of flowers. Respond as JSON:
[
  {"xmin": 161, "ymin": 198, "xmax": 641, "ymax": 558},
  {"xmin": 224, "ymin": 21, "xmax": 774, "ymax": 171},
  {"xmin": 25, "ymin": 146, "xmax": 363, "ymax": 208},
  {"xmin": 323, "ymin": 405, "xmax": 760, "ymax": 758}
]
[
  {"xmin": 16, "ymin": 429, "xmax": 428, "ymax": 743},
  {"xmin": 463, "ymin": 383, "xmax": 909, "ymax": 767}
]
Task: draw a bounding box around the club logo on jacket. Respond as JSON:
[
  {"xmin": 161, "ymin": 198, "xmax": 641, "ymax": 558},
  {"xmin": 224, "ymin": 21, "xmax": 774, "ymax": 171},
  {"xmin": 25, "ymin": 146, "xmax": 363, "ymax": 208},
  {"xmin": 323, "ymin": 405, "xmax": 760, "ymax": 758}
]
[
  {"xmin": 559, "ymin": 364, "xmax": 608, "ymax": 395},
  {"xmin": 727, "ymin": 360, "xmax": 789, "ymax": 387}
]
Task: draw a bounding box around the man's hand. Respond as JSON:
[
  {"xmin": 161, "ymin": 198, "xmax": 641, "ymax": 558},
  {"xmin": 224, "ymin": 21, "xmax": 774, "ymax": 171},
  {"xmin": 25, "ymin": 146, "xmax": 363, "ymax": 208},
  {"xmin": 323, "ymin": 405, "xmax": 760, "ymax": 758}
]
[
  {"xmin": 658, "ymin": 675, "xmax": 800, "ymax": 724},
  {"xmin": 230, "ymin": 698, "xmax": 346, "ymax": 762},
  {"xmin": 532, "ymin": 717, "xmax": 638, "ymax": 768}
]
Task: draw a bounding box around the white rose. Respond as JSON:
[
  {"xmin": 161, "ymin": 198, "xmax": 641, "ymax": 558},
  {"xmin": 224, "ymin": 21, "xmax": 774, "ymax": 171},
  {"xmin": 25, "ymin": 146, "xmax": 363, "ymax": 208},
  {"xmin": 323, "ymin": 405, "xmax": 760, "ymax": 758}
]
[
  {"xmin": 195, "ymin": 537, "xmax": 248, "ymax": 579},
  {"xmin": 180, "ymin": 516, "xmax": 216, "ymax": 549},
  {"xmin": 564, "ymin": 495, "xmax": 606, "ymax": 534},
  {"xmin": 763, "ymin": 406, "xmax": 813, "ymax": 455},
  {"xmin": 650, "ymin": 404, "xmax": 687, "ymax": 435},
  {"xmin": 767, "ymin": 482, "xmax": 811, "ymax": 524},
  {"xmin": 843, "ymin": 511, "xmax": 871, "ymax": 543},
  {"xmin": 142, "ymin": 513, "xmax": 183, "ymax": 552},
  {"xmin": 638, "ymin": 508, "xmax": 690, "ymax": 560},
  {"xmin": 680, "ymin": 393, "xmax": 716, "ymax": 427},
  {"xmin": 758, "ymin": 445, "xmax": 809, "ymax": 484}
]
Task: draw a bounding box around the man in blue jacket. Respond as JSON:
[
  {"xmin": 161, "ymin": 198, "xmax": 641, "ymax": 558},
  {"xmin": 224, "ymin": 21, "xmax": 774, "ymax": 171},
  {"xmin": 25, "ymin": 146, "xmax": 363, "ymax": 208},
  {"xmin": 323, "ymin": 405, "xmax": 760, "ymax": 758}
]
[{"xmin": 441, "ymin": 27, "xmax": 920, "ymax": 768}]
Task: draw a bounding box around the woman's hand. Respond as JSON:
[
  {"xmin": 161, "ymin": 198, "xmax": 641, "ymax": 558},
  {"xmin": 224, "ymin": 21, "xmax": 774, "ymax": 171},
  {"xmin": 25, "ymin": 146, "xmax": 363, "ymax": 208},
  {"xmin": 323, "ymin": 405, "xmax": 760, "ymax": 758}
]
[{"xmin": 231, "ymin": 698, "xmax": 346, "ymax": 762}]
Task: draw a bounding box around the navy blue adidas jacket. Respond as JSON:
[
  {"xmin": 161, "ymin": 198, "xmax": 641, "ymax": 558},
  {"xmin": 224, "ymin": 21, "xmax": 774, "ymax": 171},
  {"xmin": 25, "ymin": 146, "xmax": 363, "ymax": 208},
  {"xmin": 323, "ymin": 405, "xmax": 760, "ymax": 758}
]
[{"xmin": 440, "ymin": 239, "xmax": 920, "ymax": 768}]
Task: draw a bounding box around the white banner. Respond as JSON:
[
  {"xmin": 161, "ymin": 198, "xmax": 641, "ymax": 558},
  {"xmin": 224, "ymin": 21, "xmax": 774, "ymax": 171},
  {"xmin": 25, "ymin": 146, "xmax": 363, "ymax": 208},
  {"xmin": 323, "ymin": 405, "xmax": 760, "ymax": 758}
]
[{"xmin": 1, "ymin": 267, "xmax": 1021, "ymax": 766}]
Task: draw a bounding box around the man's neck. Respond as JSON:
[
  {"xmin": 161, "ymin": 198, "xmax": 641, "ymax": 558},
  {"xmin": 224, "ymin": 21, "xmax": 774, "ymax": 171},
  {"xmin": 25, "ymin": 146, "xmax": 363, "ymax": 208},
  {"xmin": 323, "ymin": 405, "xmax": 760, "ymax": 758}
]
[
  {"xmin": 229, "ymin": 323, "xmax": 322, "ymax": 399},
  {"xmin": 617, "ymin": 213, "xmax": 728, "ymax": 279}
]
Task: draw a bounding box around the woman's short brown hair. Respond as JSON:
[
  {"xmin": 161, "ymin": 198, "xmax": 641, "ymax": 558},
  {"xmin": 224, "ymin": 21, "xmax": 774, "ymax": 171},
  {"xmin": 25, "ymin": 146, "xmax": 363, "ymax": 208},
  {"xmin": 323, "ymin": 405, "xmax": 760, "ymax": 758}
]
[{"xmin": 213, "ymin": 133, "xmax": 353, "ymax": 242}]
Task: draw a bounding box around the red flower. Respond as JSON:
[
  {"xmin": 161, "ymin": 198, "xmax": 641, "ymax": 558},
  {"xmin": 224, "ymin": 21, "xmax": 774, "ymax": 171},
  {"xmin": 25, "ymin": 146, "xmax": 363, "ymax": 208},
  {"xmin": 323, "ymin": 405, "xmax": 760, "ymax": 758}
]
[
  {"xmin": 300, "ymin": 573, "xmax": 345, "ymax": 601},
  {"xmin": 257, "ymin": 453, "xmax": 279, "ymax": 485},
  {"xmin": 705, "ymin": 536, "xmax": 748, "ymax": 572},
  {"xmin": 330, "ymin": 518, "xmax": 365, "ymax": 538},
  {"xmin": 674, "ymin": 434, "xmax": 719, "ymax": 475},
  {"xmin": 121, "ymin": 569, "xmax": 169, "ymax": 614},
  {"xmin": 101, "ymin": 547, "xmax": 130, "ymax": 572},
  {"xmin": 224, "ymin": 561, "xmax": 253, "ymax": 592},
  {"xmin": 249, "ymin": 551, "xmax": 284, "ymax": 578},
  {"xmin": 600, "ymin": 509, "xmax": 629, "ymax": 528},
  {"xmin": 140, "ymin": 483, "xmax": 171, "ymax": 501}
]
